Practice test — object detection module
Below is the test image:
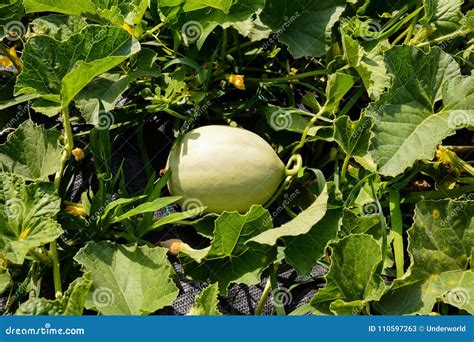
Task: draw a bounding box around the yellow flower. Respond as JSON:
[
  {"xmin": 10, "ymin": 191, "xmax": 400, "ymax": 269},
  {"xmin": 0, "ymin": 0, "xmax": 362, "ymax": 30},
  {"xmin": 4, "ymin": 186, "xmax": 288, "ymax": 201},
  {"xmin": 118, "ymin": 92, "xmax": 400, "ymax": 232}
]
[
  {"xmin": 159, "ymin": 239, "xmax": 183, "ymax": 256},
  {"xmin": 0, "ymin": 47, "xmax": 22, "ymax": 72},
  {"xmin": 290, "ymin": 67, "xmax": 298, "ymax": 75},
  {"xmin": 19, "ymin": 227, "xmax": 31, "ymax": 240},
  {"xmin": 72, "ymin": 147, "xmax": 85, "ymax": 161},
  {"xmin": 227, "ymin": 74, "xmax": 246, "ymax": 90},
  {"xmin": 122, "ymin": 23, "xmax": 134, "ymax": 36},
  {"xmin": 65, "ymin": 205, "xmax": 87, "ymax": 217}
]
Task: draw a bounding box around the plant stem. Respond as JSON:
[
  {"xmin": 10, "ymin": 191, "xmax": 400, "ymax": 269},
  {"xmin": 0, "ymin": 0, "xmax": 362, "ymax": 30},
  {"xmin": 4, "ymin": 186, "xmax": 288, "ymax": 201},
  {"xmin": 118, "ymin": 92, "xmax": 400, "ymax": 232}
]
[
  {"xmin": 404, "ymin": 1, "xmax": 422, "ymax": 44},
  {"xmin": 291, "ymin": 111, "xmax": 324, "ymax": 155},
  {"xmin": 340, "ymin": 154, "xmax": 351, "ymax": 184},
  {"xmin": 389, "ymin": 191, "xmax": 405, "ymax": 278},
  {"xmin": 400, "ymin": 185, "xmax": 474, "ymax": 204},
  {"xmin": 255, "ymin": 278, "xmax": 272, "ymax": 315},
  {"xmin": 269, "ymin": 263, "xmax": 286, "ymax": 315},
  {"xmin": 247, "ymin": 69, "xmax": 328, "ymax": 84},
  {"xmin": 416, "ymin": 28, "xmax": 473, "ymax": 48},
  {"xmin": 50, "ymin": 241, "xmax": 62, "ymax": 297}
]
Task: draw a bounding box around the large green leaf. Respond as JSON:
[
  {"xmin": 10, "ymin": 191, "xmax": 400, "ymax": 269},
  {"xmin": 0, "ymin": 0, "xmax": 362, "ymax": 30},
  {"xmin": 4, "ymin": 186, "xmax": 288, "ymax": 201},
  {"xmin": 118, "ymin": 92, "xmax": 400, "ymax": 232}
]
[
  {"xmin": 0, "ymin": 174, "xmax": 62, "ymax": 265},
  {"xmin": 180, "ymin": 206, "xmax": 276, "ymax": 294},
  {"xmin": 421, "ymin": 0, "xmax": 464, "ymax": 37},
  {"xmin": 16, "ymin": 275, "xmax": 93, "ymax": 315},
  {"xmin": 260, "ymin": 0, "xmax": 346, "ymax": 58},
  {"xmin": 76, "ymin": 50, "xmax": 160, "ymax": 125},
  {"xmin": 188, "ymin": 283, "xmax": 222, "ymax": 315},
  {"xmin": 376, "ymin": 199, "xmax": 473, "ymax": 315},
  {"xmin": 23, "ymin": 0, "xmax": 147, "ymax": 26},
  {"xmin": 248, "ymin": 185, "xmax": 328, "ymax": 246},
  {"xmin": 310, "ymin": 234, "xmax": 386, "ymax": 315},
  {"xmin": 367, "ymin": 46, "xmax": 473, "ymax": 177},
  {"xmin": 74, "ymin": 242, "xmax": 179, "ymax": 315},
  {"xmin": 0, "ymin": 120, "xmax": 62, "ymax": 180},
  {"xmin": 15, "ymin": 25, "xmax": 140, "ymax": 107}
]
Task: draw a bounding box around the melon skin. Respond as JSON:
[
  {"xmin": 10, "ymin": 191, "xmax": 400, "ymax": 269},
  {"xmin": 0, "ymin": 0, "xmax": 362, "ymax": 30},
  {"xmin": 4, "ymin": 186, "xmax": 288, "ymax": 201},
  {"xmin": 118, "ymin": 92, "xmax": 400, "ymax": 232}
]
[{"xmin": 167, "ymin": 125, "xmax": 285, "ymax": 213}]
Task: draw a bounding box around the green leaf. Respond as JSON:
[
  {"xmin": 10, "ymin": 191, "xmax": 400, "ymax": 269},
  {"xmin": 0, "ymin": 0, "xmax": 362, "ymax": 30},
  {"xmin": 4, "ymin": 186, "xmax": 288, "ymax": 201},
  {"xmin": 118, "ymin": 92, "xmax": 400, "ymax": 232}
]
[
  {"xmin": 74, "ymin": 241, "xmax": 179, "ymax": 315},
  {"xmin": 161, "ymin": 0, "xmax": 234, "ymax": 13},
  {"xmin": 16, "ymin": 275, "xmax": 93, "ymax": 315},
  {"xmin": 0, "ymin": 0, "xmax": 23, "ymax": 29},
  {"xmin": 323, "ymin": 71, "xmax": 356, "ymax": 115},
  {"xmin": 421, "ymin": 0, "xmax": 464, "ymax": 37},
  {"xmin": 0, "ymin": 174, "xmax": 62, "ymax": 265},
  {"xmin": 334, "ymin": 115, "xmax": 374, "ymax": 158},
  {"xmin": 248, "ymin": 185, "xmax": 328, "ymax": 246},
  {"xmin": 164, "ymin": 0, "xmax": 266, "ymax": 46},
  {"xmin": 180, "ymin": 206, "xmax": 276, "ymax": 294},
  {"xmin": 76, "ymin": 50, "xmax": 160, "ymax": 124},
  {"xmin": 367, "ymin": 46, "xmax": 473, "ymax": 177},
  {"xmin": 111, "ymin": 196, "xmax": 181, "ymax": 223},
  {"xmin": 150, "ymin": 207, "xmax": 206, "ymax": 231},
  {"xmin": 341, "ymin": 28, "xmax": 390, "ymax": 100},
  {"xmin": 284, "ymin": 182, "xmax": 342, "ymax": 276},
  {"xmin": 23, "ymin": 0, "xmax": 147, "ymax": 26},
  {"xmin": 260, "ymin": 0, "xmax": 346, "ymax": 58},
  {"xmin": 29, "ymin": 14, "xmax": 88, "ymax": 40},
  {"xmin": 376, "ymin": 199, "xmax": 473, "ymax": 315},
  {"xmin": 0, "ymin": 268, "xmax": 11, "ymax": 295},
  {"xmin": 0, "ymin": 120, "xmax": 62, "ymax": 180},
  {"xmin": 15, "ymin": 25, "xmax": 140, "ymax": 107},
  {"xmin": 188, "ymin": 283, "xmax": 222, "ymax": 315},
  {"xmin": 310, "ymin": 234, "xmax": 386, "ymax": 315}
]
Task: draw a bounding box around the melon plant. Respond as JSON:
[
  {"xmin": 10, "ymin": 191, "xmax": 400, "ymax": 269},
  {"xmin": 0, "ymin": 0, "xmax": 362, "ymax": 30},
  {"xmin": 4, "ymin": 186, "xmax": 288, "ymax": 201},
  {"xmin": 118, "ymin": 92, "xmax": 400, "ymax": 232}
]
[{"xmin": 0, "ymin": 0, "xmax": 472, "ymax": 320}]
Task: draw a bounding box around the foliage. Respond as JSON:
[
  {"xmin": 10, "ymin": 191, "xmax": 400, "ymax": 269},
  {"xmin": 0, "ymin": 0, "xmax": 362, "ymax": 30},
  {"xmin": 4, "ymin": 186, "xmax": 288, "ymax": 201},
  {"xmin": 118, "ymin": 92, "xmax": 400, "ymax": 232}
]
[{"xmin": 0, "ymin": 0, "xmax": 472, "ymax": 316}]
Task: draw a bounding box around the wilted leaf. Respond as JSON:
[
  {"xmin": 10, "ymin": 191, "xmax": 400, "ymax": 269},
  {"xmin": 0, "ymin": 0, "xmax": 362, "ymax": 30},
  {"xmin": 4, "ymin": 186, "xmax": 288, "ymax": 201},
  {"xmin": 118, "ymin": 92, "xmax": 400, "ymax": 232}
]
[{"xmin": 376, "ymin": 199, "xmax": 474, "ymax": 314}]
